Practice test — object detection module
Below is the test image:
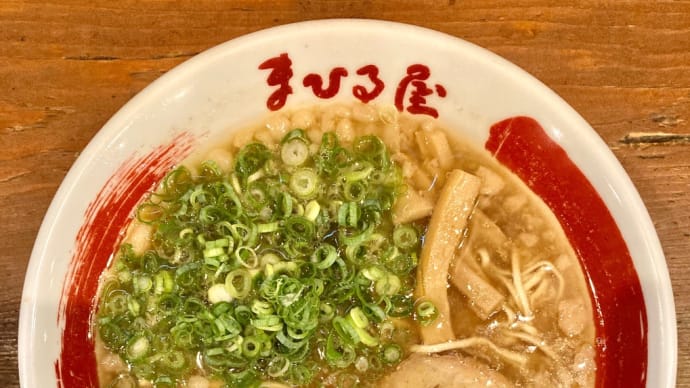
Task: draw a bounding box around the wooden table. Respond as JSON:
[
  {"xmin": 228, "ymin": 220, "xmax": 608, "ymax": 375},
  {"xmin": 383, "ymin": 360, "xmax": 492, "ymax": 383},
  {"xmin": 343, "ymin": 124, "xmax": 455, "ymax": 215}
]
[{"xmin": 1, "ymin": 1, "xmax": 688, "ymax": 386}]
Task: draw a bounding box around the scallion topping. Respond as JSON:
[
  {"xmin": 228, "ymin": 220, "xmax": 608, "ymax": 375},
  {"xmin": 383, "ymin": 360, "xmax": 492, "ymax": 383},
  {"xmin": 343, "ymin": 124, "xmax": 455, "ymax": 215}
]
[
  {"xmin": 97, "ymin": 130, "xmax": 421, "ymax": 386},
  {"xmin": 415, "ymin": 300, "xmax": 439, "ymax": 326},
  {"xmin": 289, "ymin": 168, "xmax": 319, "ymax": 198}
]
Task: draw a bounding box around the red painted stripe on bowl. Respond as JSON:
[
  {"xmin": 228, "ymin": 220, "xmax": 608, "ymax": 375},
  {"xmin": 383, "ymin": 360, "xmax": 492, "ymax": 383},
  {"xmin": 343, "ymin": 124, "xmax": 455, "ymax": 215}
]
[
  {"xmin": 55, "ymin": 132, "xmax": 196, "ymax": 387},
  {"xmin": 486, "ymin": 116, "xmax": 648, "ymax": 387}
]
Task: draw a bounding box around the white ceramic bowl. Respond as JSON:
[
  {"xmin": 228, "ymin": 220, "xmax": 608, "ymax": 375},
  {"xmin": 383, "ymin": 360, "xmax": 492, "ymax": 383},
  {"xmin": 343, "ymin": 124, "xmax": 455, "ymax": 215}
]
[{"xmin": 18, "ymin": 19, "xmax": 676, "ymax": 387}]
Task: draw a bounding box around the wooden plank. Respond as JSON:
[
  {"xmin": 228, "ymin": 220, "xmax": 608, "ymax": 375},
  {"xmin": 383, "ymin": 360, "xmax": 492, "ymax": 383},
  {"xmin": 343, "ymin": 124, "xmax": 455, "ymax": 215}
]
[{"xmin": 1, "ymin": 1, "xmax": 688, "ymax": 387}]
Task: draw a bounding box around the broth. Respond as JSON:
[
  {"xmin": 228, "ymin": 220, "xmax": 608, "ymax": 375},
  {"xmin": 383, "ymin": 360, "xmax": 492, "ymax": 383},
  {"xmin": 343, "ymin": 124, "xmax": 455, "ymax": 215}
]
[{"xmin": 94, "ymin": 102, "xmax": 595, "ymax": 387}]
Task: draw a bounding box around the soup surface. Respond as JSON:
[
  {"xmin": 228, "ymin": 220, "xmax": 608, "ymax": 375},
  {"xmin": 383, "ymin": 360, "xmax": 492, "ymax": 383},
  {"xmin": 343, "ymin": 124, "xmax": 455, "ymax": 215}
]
[{"xmin": 95, "ymin": 102, "xmax": 595, "ymax": 387}]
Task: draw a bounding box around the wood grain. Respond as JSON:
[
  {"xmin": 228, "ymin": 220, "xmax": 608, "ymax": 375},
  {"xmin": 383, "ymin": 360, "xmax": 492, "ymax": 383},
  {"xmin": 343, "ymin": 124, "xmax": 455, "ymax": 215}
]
[{"xmin": 1, "ymin": 1, "xmax": 688, "ymax": 386}]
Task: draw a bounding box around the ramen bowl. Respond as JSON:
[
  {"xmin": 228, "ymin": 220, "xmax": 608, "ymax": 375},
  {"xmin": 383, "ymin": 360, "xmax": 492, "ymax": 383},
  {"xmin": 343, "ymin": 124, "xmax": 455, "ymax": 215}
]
[{"xmin": 18, "ymin": 19, "xmax": 676, "ymax": 387}]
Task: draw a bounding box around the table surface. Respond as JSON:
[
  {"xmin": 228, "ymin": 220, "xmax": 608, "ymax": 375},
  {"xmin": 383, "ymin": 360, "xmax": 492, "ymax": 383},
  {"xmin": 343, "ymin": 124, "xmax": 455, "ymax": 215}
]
[{"xmin": 1, "ymin": 1, "xmax": 688, "ymax": 387}]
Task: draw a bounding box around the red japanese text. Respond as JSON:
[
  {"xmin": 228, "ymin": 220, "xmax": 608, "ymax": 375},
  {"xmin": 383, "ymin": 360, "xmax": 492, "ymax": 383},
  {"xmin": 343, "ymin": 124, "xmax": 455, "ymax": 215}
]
[
  {"xmin": 394, "ymin": 64, "xmax": 447, "ymax": 118},
  {"xmin": 258, "ymin": 53, "xmax": 294, "ymax": 111},
  {"xmin": 258, "ymin": 54, "xmax": 448, "ymax": 118},
  {"xmin": 352, "ymin": 65, "xmax": 385, "ymax": 103},
  {"xmin": 303, "ymin": 67, "xmax": 349, "ymax": 99}
]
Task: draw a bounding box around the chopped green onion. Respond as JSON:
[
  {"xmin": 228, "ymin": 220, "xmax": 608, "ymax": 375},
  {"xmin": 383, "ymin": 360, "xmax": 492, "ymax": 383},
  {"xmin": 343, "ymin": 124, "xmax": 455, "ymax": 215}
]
[
  {"xmin": 137, "ymin": 202, "xmax": 164, "ymax": 223},
  {"xmin": 276, "ymin": 329, "xmax": 307, "ymax": 350},
  {"xmin": 319, "ymin": 302, "xmax": 335, "ymax": 322},
  {"xmin": 393, "ymin": 225, "xmax": 419, "ymax": 251},
  {"xmin": 229, "ymin": 223, "xmax": 258, "ymax": 246},
  {"xmin": 207, "ymin": 283, "xmax": 232, "ymax": 304},
  {"xmin": 281, "ymin": 139, "xmax": 310, "ymax": 166},
  {"xmin": 203, "ymin": 246, "xmax": 225, "ymax": 259},
  {"xmin": 251, "ymin": 299, "xmax": 274, "ymax": 316},
  {"xmin": 157, "ymin": 166, "xmax": 193, "ymax": 201},
  {"xmin": 127, "ymin": 296, "xmax": 141, "ymax": 316},
  {"xmin": 247, "ymin": 169, "xmax": 265, "ymax": 184},
  {"xmin": 105, "ymin": 374, "xmax": 138, "ymax": 388},
  {"xmin": 415, "ymin": 300, "xmax": 439, "ymax": 326},
  {"xmin": 258, "ymin": 222, "xmax": 279, "ymax": 234},
  {"xmin": 199, "ymin": 159, "xmax": 223, "ymax": 180},
  {"xmin": 103, "ymin": 290, "xmax": 128, "ymax": 315},
  {"xmin": 235, "ymin": 143, "xmax": 272, "ymax": 181},
  {"xmin": 285, "ymin": 216, "xmax": 315, "ymax": 242},
  {"xmin": 267, "ymin": 355, "xmax": 290, "ymax": 377},
  {"xmin": 97, "ymin": 130, "xmax": 415, "ymax": 386},
  {"xmin": 242, "ymin": 336, "xmax": 262, "ymax": 358},
  {"xmin": 344, "ymin": 180, "xmax": 367, "ymax": 202},
  {"xmin": 381, "ymin": 343, "xmax": 402, "ymax": 364},
  {"xmin": 353, "ymin": 135, "xmax": 390, "ymax": 169},
  {"xmin": 375, "ymin": 274, "xmax": 402, "ymax": 296},
  {"xmin": 362, "ymin": 266, "xmax": 385, "ymax": 281},
  {"xmin": 230, "ymin": 173, "xmax": 243, "ymax": 195},
  {"xmin": 343, "ymin": 161, "xmax": 374, "ymax": 182},
  {"xmin": 339, "ymin": 224, "xmax": 374, "ymax": 246},
  {"xmin": 198, "ymin": 205, "xmax": 224, "ymax": 225},
  {"xmin": 160, "ymin": 351, "xmax": 186, "ymax": 370},
  {"xmin": 126, "ymin": 336, "xmax": 149, "ymax": 360},
  {"xmin": 278, "ymin": 192, "xmax": 293, "ymax": 218},
  {"xmin": 289, "ymin": 168, "xmax": 319, "ymax": 198},
  {"xmin": 225, "ymin": 269, "xmax": 252, "ymax": 299},
  {"xmin": 289, "ymin": 364, "xmax": 314, "ymax": 385},
  {"xmin": 346, "ymin": 312, "xmax": 379, "ymax": 347},
  {"xmin": 235, "ymin": 246, "xmax": 259, "ymax": 268},
  {"xmin": 252, "ymin": 315, "xmax": 284, "ymax": 332},
  {"xmin": 311, "ymin": 243, "xmax": 337, "ymax": 269},
  {"xmin": 154, "ymin": 270, "xmax": 174, "ymax": 294},
  {"xmin": 333, "ymin": 316, "xmax": 359, "ymax": 345},
  {"xmin": 281, "ymin": 128, "xmax": 309, "ymax": 144},
  {"xmin": 349, "ymin": 307, "xmax": 369, "ymax": 328},
  {"xmin": 304, "ymin": 200, "xmax": 321, "ymax": 221},
  {"xmin": 362, "ymin": 303, "xmax": 387, "ymax": 323},
  {"xmin": 260, "ymin": 252, "xmax": 282, "ymax": 267},
  {"xmin": 153, "ymin": 375, "xmax": 174, "ymax": 388}
]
